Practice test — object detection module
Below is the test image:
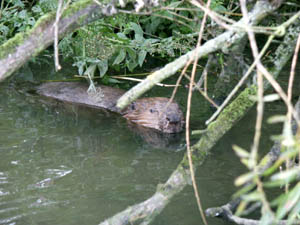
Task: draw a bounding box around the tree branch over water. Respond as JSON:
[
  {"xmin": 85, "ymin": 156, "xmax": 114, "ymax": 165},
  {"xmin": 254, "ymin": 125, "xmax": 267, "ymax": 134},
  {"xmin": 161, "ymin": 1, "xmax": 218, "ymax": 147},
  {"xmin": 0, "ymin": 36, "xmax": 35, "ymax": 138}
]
[
  {"xmin": 0, "ymin": 0, "xmax": 116, "ymax": 82},
  {"xmin": 98, "ymin": 3, "xmax": 300, "ymax": 225},
  {"xmin": 116, "ymin": 0, "xmax": 283, "ymax": 109}
]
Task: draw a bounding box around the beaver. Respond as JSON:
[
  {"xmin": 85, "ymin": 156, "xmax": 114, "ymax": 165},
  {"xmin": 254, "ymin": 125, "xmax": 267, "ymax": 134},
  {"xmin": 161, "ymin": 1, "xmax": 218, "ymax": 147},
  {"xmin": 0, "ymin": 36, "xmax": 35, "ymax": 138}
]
[{"xmin": 37, "ymin": 82, "xmax": 184, "ymax": 133}]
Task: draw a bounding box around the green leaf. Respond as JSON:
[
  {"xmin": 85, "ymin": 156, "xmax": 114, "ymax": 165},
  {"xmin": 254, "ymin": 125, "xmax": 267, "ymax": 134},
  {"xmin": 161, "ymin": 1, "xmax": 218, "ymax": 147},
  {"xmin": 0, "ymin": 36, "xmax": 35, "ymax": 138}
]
[
  {"xmin": 97, "ymin": 60, "xmax": 108, "ymax": 77},
  {"xmin": 127, "ymin": 60, "xmax": 138, "ymax": 72},
  {"xmin": 235, "ymin": 172, "xmax": 255, "ymax": 186},
  {"xmin": 276, "ymin": 183, "xmax": 300, "ymax": 220},
  {"xmin": 263, "ymin": 148, "xmax": 299, "ymax": 177},
  {"xmin": 116, "ymin": 32, "xmax": 129, "ymax": 42},
  {"xmin": 235, "ymin": 200, "xmax": 248, "ymax": 216},
  {"xmin": 12, "ymin": 0, "xmax": 25, "ymax": 7},
  {"xmin": 135, "ymin": 33, "xmax": 145, "ymax": 43},
  {"xmin": 167, "ymin": 1, "xmax": 182, "ymax": 8},
  {"xmin": 147, "ymin": 38, "xmax": 160, "ymax": 44},
  {"xmin": 263, "ymin": 94, "xmax": 280, "ymax": 102},
  {"xmin": 108, "ymin": 77, "xmax": 122, "ymax": 84},
  {"xmin": 138, "ymin": 50, "xmax": 147, "ymax": 67},
  {"xmin": 242, "ymin": 191, "xmax": 263, "ymax": 202},
  {"xmin": 32, "ymin": 5, "xmax": 42, "ymax": 13},
  {"xmin": 233, "ymin": 183, "xmax": 256, "ymax": 199},
  {"xmin": 113, "ymin": 49, "xmax": 126, "ymax": 65},
  {"xmin": 232, "ymin": 145, "xmax": 250, "ymax": 159},
  {"xmin": 265, "ymin": 168, "xmax": 300, "ymax": 187},
  {"xmin": 212, "ymin": 5, "xmax": 227, "ymax": 13},
  {"xmin": 0, "ymin": 25, "xmax": 9, "ymax": 36},
  {"xmin": 271, "ymin": 167, "xmax": 300, "ymax": 183},
  {"xmin": 18, "ymin": 10, "xmax": 27, "ymax": 19},
  {"xmin": 84, "ymin": 64, "xmax": 97, "ymax": 78},
  {"xmin": 77, "ymin": 62, "xmax": 85, "ymax": 76},
  {"xmin": 271, "ymin": 192, "xmax": 288, "ymax": 207},
  {"xmin": 130, "ymin": 22, "xmax": 143, "ymax": 37},
  {"xmin": 288, "ymin": 200, "xmax": 300, "ymax": 223},
  {"xmin": 126, "ymin": 48, "xmax": 136, "ymax": 61}
]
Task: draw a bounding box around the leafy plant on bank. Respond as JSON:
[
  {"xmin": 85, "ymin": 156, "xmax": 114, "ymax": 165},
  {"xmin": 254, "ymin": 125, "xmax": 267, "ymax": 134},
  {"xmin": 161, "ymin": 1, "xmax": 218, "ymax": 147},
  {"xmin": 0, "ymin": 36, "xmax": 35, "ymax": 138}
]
[
  {"xmin": 65, "ymin": 0, "xmax": 233, "ymax": 82},
  {"xmin": 0, "ymin": 0, "xmax": 58, "ymax": 44},
  {"xmin": 65, "ymin": 0, "xmax": 207, "ymax": 81}
]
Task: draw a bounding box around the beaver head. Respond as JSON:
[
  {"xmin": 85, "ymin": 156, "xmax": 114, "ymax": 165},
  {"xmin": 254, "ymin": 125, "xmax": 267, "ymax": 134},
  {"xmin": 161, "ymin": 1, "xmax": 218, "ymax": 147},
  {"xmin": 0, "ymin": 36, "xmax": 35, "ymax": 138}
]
[{"xmin": 123, "ymin": 97, "xmax": 184, "ymax": 133}]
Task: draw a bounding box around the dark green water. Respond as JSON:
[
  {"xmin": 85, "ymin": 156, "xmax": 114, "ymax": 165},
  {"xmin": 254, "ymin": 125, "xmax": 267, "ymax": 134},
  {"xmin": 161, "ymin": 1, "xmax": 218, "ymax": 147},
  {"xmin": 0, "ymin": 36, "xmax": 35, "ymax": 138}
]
[{"xmin": 0, "ymin": 62, "xmax": 289, "ymax": 225}]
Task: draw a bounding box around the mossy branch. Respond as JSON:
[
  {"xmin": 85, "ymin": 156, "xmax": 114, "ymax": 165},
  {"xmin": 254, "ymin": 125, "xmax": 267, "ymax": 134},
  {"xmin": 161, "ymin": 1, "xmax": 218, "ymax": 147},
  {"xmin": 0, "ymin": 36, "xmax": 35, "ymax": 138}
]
[{"xmin": 0, "ymin": 0, "xmax": 115, "ymax": 82}]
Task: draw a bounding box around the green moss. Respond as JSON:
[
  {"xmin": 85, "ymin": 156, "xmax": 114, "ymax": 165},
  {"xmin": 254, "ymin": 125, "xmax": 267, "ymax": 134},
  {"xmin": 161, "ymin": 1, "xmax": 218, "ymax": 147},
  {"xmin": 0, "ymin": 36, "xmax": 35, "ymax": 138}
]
[
  {"xmin": 180, "ymin": 147, "xmax": 207, "ymax": 169},
  {"xmin": 0, "ymin": 0, "xmax": 98, "ymax": 60},
  {"xmin": 62, "ymin": 0, "xmax": 93, "ymax": 18},
  {"xmin": 0, "ymin": 33, "xmax": 24, "ymax": 59},
  {"xmin": 0, "ymin": 12, "xmax": 55, "ymax": 59},
  {"xmin": 192, "ymin": 85, "xmax": 257, "ymax": 154},
  {"xmin": 219, "ymin": 85, "xmax": 257, "ymax": 124}
]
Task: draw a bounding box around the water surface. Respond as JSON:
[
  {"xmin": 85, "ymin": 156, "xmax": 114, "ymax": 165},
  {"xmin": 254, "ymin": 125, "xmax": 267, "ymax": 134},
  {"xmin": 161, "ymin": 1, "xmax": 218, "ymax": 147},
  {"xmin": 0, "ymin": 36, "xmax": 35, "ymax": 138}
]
[{"xmin": 0, "ymin": 62, "xmax": 294, "ymax": 225}]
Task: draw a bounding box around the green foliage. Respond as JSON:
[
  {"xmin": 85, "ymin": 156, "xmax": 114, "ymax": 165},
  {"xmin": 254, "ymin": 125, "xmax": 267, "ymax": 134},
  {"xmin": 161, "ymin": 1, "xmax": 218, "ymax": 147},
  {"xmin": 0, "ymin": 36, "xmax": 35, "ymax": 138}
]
[
  {"xmin": 0, "ymin": 0, "xmax": 58, "ymax": 44},
  {"xmin": 64, "ymin": 0, "xmax": 210, "ymax": 81},
  {"xmin": 233, "ymin": 118, "xmax": 300, "ymax": 224}
]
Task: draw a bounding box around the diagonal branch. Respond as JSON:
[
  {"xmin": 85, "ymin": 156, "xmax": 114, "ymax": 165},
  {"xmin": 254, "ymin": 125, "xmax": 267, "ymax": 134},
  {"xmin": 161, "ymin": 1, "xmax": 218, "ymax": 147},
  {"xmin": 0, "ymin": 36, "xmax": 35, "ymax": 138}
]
[{"xmin": 116, "ymin": 0, "xmax": 282, "ymax": 109}]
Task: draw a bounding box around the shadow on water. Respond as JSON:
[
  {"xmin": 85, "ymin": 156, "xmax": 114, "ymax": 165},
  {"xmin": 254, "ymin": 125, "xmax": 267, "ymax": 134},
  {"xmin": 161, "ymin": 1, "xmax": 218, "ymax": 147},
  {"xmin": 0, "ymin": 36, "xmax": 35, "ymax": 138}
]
[{"xmin": 0, "ymin": 61, "xmax": 298, "ymax": 225}]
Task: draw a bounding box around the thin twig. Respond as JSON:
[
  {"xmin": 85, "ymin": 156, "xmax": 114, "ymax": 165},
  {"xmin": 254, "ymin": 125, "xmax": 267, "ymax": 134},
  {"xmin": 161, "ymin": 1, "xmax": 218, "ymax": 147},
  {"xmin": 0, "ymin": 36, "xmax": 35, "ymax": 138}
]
[
  {"xmin": 185, "ymin": 1, "xmax": 211, "ymax": 225},
  {"xmin": 151, "ymin": 13, "xmax": 194, "ymax": 30},
  {"xmin": 183, "ymin": 73, "xmax": 219, "ymax": 108},
  {"xmin": 168, "ymin": 11, "xmax": 195, "ymax": 22},
  {"xmin": 54, "ymin": 0, "xmax": 64, "ymax": 71},
  {"xmin": 285, "ymin": 33, "xmax": 300, "ymax": 191},
  {"xmin": 189, "ymin": 0, "xmax": 234, "ymax": 30},
  {"xmin": 240, "ymin": 0, "xmax": 273, "ymax": 217},
  {"xmin": 110, "ymin": 75, "xmax": 180, "ymax": 87},
  {"xmin": 287, "ymin": 33, "xmax": 300, "ymax": 125},
  {"xmin": 0, "ymin": 0, "xmax": 4, "ymax": 19},
  {"xmin": 193, "ymin": 54, "xmax": 214, "ymax": 91}
]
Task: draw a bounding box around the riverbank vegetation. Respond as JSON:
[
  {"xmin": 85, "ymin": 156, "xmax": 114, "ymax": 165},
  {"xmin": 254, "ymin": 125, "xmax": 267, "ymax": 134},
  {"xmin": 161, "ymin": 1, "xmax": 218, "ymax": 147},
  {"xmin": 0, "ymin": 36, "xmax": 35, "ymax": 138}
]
[{"xmin": 1, "ymin": 0, "xmax": 300, "ymax": 224}]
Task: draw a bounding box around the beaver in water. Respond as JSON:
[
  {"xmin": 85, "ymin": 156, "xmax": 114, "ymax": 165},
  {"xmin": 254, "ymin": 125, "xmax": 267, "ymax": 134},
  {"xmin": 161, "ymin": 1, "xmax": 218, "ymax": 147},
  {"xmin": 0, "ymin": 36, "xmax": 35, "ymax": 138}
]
[{"xmin": 37, "ymin": 82, "xmax": 184, "ymax": 133}]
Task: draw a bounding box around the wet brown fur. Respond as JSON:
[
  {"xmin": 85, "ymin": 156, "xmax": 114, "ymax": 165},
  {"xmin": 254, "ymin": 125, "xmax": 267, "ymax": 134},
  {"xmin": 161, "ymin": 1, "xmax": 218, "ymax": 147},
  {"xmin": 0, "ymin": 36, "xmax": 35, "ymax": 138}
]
[{"xmin": 37, "ymin": 82, "xmax": 184, "ymax": 133}]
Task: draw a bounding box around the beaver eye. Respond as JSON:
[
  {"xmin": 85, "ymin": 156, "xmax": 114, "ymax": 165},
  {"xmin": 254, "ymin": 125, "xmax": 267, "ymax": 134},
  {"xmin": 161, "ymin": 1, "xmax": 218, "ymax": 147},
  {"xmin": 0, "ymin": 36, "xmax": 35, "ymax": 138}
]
[
  {"xmin": 150, "ymin": 109, "xmax": 155, "ymax": 113},
  {"xmin": 131, "ymin": 103, "xmax": 136, "ymax": 110}
]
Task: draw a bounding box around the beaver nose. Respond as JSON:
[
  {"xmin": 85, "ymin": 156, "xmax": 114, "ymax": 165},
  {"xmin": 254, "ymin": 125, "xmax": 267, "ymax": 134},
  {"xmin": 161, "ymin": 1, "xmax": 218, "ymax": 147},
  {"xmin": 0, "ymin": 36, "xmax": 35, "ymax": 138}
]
[{"xmin": 166, "ymin": 113, "xmax": 182, "ymax": 123}]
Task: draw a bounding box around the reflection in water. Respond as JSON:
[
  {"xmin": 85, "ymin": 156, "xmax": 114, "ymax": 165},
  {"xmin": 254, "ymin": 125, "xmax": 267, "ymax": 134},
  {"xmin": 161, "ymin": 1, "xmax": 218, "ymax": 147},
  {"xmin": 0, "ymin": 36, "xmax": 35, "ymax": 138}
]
[{"xmin": 127, "ymin": 122, "xmax": 184, "ymax": 149}]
